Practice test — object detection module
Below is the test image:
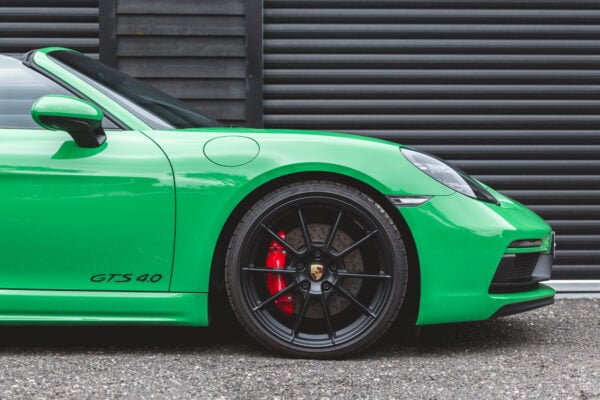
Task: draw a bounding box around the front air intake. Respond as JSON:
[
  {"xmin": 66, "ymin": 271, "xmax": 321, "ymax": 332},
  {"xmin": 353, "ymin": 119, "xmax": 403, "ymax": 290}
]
[{"xmin": 489, "ymin": 252, "xmax": 553, "ymax": 293}]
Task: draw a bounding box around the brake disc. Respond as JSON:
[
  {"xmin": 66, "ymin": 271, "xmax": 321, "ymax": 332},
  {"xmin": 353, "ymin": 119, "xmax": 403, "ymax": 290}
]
[{"xmin": 286, "ymin": 223, "xmax": 364, "ymax": 318}]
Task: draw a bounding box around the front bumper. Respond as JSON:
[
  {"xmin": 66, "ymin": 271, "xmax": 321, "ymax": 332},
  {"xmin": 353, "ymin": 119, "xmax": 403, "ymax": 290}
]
[{"xmin": 397, "ymin": 192, "xmax": 555, "ymax": 325}]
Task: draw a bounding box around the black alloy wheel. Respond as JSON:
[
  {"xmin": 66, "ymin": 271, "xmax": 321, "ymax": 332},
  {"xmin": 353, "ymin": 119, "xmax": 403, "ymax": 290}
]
[{"xmin": 225, "ymin": 181, "xmax": 408, "ymax": 358}]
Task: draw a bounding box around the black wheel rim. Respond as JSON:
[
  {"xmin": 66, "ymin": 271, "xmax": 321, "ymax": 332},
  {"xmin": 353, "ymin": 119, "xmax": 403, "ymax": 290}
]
[{"xmin": 239, "ymin": 194, "xmax": 396, "ymax": 349}]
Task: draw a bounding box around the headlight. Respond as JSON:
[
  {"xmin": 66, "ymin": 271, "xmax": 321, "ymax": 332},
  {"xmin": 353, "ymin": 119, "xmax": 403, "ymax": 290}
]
[{"xmin": 401, "ymin": 148, "xmax": 498, "ymax": 204}]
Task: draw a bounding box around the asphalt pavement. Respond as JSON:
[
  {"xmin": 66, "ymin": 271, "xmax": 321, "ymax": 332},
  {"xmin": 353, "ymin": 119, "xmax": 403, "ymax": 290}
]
[{"xmin": 0, "ymin": 298, "xmax": 598, "ymax": 399}]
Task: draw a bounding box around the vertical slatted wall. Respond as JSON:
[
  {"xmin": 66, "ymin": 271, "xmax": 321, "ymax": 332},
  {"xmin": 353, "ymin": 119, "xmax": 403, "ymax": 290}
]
[
  {"xmin": 116, "ymin": 0, "xmax": 246, "ymax": 125},
  {"xmin": 0, "ymin": 0, "xmax": 99, "ymax": 58},
  {"xmin": 262, "ymin": 0, "xmax": 600, "ymax": 279}
]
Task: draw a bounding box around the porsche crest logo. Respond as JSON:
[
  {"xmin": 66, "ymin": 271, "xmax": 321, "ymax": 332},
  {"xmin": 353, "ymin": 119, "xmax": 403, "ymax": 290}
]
[{"xmin": 310, "ymin": 263, "xmax": 324, "ymax": 281}]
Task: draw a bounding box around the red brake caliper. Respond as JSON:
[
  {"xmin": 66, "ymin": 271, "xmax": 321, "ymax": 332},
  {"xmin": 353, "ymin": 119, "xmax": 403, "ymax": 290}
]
[{"xmin": 265, "ymin": 230, "xmax": 294, "ymax": 315}]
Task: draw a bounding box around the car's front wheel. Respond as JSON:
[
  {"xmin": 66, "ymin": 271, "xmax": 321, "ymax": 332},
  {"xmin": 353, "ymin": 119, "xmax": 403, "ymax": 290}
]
[{"xmin": 225, "ymin": 181, "xmax": 408, "ymax": 358}]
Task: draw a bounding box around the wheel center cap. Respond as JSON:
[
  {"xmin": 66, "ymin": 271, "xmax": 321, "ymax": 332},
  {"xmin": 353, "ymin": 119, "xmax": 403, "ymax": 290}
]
[{"xmin": 310, "ymin": 263, "xmax": 324, "ymax": 281}]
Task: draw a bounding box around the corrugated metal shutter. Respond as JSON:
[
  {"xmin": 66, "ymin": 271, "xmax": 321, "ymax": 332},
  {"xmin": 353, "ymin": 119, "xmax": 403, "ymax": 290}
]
[
  {"xmin": 263, "ymin": 0, "xmax": 600, "ymax": 279},
  {"xmin": 0, "ymin": 0, "xmax": 99, "ymax": 58}
]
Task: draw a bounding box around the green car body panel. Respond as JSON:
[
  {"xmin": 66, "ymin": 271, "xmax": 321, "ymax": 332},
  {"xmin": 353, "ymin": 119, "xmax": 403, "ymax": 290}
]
[{"xmin": 0, "ymin": 47, "xmax": 554, "ymax": 327}]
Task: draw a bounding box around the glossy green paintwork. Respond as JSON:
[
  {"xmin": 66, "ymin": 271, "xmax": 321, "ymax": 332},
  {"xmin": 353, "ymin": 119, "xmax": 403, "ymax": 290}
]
[
  {"xmin": 0, "ymin": 47, "xmax": 554, "ymax": 326},
  {"xmin": 142, "ymin": 128, "xmax": 454, "ymax": 294},
  {"xmin": 31, "ymin": 94, "xmax": 103, "ymax": 130},
  {"xmin": 0, "ymin": 128, "xmax": 174, "ymax": 291}
]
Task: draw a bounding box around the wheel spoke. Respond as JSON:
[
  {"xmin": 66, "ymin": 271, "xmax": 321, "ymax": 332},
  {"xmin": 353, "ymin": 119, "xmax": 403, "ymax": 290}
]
[
  {"xmin": 331, "ymin": 230, "xmax": 378, "ymax": 259},
  {"xmin": 320, "ymin": 294, "xmax": 336, "ymax": 343},
  {"xmin": 333, "ymin": 284, "xmax": 376, "ymax": 318},
  {"xmin": 260, "ymin": 224, "xmax": 304, "ymax": 258},
  {"xmin": 290, "ymin": 291, "xmax": 312, "ymax": 343},
  {"xmin": 242, "ymin": 267, "xmax": 298, "ymax": 275},
  {"xmin": 297, "ymin": 205, "xmax": 312, "ymax": 252},
  {"xmin": 336, "ymin": 270, "xmax": 391, "ymax": 279},
  {"xmin": 252, "ymin": 281, "xmax": 300, "ymax": 312},
  {"xmin": 323, "ymin": 208, "xmax": 344, "ymax": 253}
]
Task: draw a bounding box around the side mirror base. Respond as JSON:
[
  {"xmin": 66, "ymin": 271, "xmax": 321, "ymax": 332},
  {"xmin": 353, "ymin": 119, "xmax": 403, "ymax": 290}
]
[
  {"xmin": 31, "ymin": 95, "xmax": 107, "ymax": 148},
  {"xmin": 39, "ymin": 116, "xmax": 106, "ymax": 148}
]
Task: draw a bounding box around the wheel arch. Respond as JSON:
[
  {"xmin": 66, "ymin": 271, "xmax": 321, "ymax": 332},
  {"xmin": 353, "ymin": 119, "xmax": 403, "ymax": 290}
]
[{"xmin": 208, "ymin": 171, "xmax": 421, "ymax": 325}]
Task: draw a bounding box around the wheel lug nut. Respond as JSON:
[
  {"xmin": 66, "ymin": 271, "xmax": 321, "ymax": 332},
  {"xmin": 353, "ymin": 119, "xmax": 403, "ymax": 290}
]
[
  {"xmin": 301, "ymin": 281, "xmax": 310, "ymax": 290},
  {"xmin": 314, "ymin": 250, "xmax": 322, "ymax": 258},
  {"xmin": 329, "ymin": 264, "xmax": 337, "ymax": 272},
  {"xmin": 322, "ymin": 281, "xmax": 332, "ymax": 291}
]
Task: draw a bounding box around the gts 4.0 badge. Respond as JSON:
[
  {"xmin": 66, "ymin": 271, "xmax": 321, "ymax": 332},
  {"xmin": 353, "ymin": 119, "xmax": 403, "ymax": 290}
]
[{"xmin": 90, "ymin": 273, "xmax": 163, "ymax": 283}]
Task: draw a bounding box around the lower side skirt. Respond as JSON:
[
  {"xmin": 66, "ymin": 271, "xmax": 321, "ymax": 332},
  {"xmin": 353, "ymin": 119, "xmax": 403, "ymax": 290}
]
[{"xmin": 0, "ymin": 289, "xmax": 208, "ymax": 326}]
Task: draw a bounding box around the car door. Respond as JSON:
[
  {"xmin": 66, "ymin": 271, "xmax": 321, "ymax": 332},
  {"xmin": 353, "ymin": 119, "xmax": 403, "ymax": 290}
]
[{"xmin": 0, "ymin": 55, "xmax": 175, "ymax": 292}]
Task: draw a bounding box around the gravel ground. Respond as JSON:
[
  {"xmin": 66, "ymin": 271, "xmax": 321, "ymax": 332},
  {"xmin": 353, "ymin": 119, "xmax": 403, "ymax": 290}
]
[{"xmin": 0, "ymin": 298, "xmax": 598, "ymax": 399}]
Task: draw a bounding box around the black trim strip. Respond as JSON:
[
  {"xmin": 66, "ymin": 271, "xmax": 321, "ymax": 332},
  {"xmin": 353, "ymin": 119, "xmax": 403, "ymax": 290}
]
[{"xmin": 490, "ymin": 296, "xmax": 554, "ymax": 319}]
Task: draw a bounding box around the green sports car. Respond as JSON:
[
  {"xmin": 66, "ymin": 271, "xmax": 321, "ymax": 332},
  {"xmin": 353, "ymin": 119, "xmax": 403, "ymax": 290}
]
[{"xmin": 0, "ymin": 47, "xmax": 555, "ymax": 358}]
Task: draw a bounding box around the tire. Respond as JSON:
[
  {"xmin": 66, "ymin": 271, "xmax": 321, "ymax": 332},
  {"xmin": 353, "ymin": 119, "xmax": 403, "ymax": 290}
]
[{"xmin": 225, "ymin": 181, "xmax": 408, "ymax": 358}]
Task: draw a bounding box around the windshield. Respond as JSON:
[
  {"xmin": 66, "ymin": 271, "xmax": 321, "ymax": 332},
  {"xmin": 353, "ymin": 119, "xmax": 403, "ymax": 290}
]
[{"xmin": 48, "ymin": 50, "xmax": 221, "ymax": 129}]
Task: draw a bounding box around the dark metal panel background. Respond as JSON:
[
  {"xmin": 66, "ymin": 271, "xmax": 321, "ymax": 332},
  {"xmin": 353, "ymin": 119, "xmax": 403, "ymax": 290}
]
[
  {"xmin": 246, "ymin": 0, "xmax": 265, "ymax": 128},
  {"xmin": 262, "ymin": 0, "xmax": 600, "ymax": 279},
  {"xmin": 116, "ymin": 0, "xmax": 246, "ymax": 125},
  {"xmin": 0, "ymin": 0, "xmax": 99, "ymax": 58},
  {"xmin": 99, "ymin": 0, "xmax": 117, "ymax": 67}
]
